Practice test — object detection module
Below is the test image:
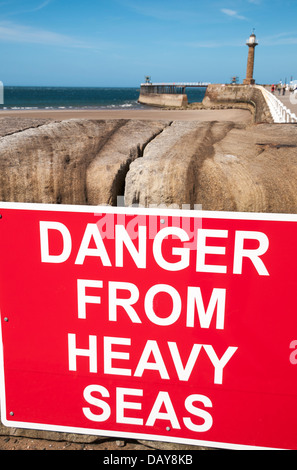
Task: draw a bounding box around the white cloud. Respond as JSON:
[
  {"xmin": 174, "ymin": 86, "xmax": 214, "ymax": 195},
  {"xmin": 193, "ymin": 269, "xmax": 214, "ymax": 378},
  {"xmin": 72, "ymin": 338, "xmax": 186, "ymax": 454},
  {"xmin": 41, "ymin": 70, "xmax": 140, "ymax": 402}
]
[
  {"xmin": 0, "ymin": 21, "xmax": 120, "ymax": 51},
  {"xmin": 261, "ymin": 32, "xmax": 297, "ymax": 46},
  {"xmin": 31, "ymin": 0, "xmax": 52, "ymax": 12},
  {"xmin": 221, "ymin": 8, "xmax": 247, "ymax": 20},
  {"xmin": 0, "ymin": 21, "xmax": 88, "ymax": 47},
  {"xmin": 118, "ymin": 0, "xmax": 202, "ymax": 22},
  {"xmin": 1, "ymin": 0, "xmax": 53, "ymax": 16},
  {"xmin": 184, "ymin": 39, "xmax": 243, "ymax": 48}
]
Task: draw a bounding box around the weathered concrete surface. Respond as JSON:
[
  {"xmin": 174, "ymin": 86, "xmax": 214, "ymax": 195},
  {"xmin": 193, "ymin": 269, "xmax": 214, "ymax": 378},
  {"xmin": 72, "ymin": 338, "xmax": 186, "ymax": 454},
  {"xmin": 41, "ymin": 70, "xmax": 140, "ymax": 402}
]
[
  {"xmin": 0, "ymin": 117, "xmax": 53, "ymax": 137},
  {"xmin": 86, "ymin": 119, "xmax": 169, "ymax": 205},
  {"xmin": 196, "ymin": 123, "xmax": 297, "ymax": 213},
  {"xmin": 0, "ymin": 118, "xmax": 170, "ymax": 205},
  {"xmin": 125, "ymin": 120, "xmax": 236, "ymax": 208},
  {"xmin": 125, "ymin": 121, "xmax": 297, "ymax": 213}
]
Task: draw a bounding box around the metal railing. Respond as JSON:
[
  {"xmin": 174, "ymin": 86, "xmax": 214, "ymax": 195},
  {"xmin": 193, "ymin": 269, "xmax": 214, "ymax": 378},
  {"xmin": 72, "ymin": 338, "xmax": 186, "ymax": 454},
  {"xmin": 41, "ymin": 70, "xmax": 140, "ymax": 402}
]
[
  {"xmin": 141, "ymin": 82, "xmax": 210, "ymax": 86},
  {"xmin": 257, "ymin": 86, "xmax": 297, "ymax": 123},
  {"xmin": 140, "ymin": 82, "xmax": 211, "ymax": 96}
]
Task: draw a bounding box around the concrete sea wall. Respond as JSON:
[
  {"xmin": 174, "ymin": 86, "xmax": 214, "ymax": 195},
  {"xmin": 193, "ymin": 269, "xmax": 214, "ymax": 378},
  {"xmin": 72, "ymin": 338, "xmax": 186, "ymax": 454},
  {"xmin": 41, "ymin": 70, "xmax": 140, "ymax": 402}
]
[
  {"xmin": 1, "ymin": 116, "xmax": 296, "ymax": 213},
  {"xmin": 138, "ymin": 92, "xmax": 188, "ymax": 108},
  {"xmin": 139, "ymin": 84, "xmax": 273, "ymax": 123},
  {"xmin": 138, "ymin": 84, "xmax": 274, "ymax": 122},
  {"xmin": 203, "ymin": 84, "xmax": 273, "ymax": 123}
]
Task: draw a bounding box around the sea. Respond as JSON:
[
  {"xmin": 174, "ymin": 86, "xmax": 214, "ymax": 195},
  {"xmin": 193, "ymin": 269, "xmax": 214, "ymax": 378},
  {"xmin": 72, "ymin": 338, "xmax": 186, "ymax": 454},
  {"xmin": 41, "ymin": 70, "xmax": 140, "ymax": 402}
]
[{"xmin": 0, "ymin": 86, "xmax": 207, "ymax": 110}]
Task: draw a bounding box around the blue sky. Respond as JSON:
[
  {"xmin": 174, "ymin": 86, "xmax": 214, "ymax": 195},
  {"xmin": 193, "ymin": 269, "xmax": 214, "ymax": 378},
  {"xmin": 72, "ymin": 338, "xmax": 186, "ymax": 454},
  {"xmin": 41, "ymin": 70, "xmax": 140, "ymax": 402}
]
[{"xmin": 0, "ymin": 0, "xmax": 296, "ymax": 86}]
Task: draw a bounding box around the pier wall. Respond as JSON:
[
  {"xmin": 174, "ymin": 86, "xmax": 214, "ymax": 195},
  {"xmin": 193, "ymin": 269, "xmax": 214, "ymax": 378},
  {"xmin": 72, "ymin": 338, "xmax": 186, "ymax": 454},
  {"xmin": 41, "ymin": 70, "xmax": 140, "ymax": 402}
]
[
  {"xmin": 203, "ymin": 84, "xmax": 273, "ymax": 123},
  {"xmin": 138, "ymin": 92, "xmax": 188, "ymax": 108}
]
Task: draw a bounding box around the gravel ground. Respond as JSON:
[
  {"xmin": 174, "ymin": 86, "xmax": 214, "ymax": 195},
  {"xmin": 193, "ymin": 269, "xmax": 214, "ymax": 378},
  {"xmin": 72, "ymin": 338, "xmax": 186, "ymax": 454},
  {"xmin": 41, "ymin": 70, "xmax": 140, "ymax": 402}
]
[{"xmin": 0, "ymin": 435, "xmax": 153, "ymax": 451}]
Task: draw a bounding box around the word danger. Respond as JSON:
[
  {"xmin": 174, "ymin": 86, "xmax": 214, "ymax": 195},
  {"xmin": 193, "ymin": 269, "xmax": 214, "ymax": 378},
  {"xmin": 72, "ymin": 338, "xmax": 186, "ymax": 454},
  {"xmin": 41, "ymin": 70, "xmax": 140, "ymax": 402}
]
[{"xmin": 39, "ymin": 221, "xmax": 270, "ymax": 275}]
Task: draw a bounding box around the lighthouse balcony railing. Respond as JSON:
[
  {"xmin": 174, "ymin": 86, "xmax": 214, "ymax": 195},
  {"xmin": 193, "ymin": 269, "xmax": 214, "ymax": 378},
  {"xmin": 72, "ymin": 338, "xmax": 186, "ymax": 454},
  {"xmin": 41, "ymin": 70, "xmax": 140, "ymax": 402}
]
[{"xmin": 257, "ymin": 86, "xmax": 297, "ymax": 123}]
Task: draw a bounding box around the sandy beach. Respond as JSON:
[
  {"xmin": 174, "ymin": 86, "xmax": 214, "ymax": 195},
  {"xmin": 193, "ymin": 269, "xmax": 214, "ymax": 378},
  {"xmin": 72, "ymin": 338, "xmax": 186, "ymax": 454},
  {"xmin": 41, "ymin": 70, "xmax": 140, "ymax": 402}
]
[{"xmin": 0, "ymin": 107, "xmax": 252, "ymax": 122}]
